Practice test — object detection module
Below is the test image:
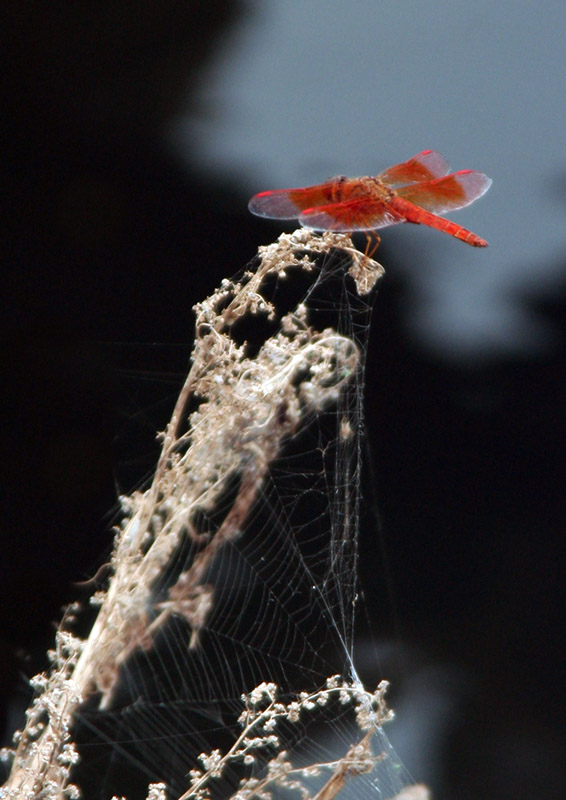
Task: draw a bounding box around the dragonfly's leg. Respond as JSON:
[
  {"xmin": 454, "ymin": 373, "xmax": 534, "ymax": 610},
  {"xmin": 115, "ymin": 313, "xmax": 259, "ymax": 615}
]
[{"xmin": 364, "ymin": 233, "xmax": 381, "ymax": 259}]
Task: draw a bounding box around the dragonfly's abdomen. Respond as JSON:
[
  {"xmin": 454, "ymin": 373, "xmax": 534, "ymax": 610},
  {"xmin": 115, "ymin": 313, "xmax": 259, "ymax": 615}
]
[{"xmin": 390, "ymin": 196, "xmax": 488, "ymax": 247}]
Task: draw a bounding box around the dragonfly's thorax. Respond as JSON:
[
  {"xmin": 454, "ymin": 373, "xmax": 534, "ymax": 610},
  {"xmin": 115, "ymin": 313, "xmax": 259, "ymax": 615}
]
[
  {"xmin": 333, "ymin": 175, "xmax": 395, "ymax": 203},
  {"xmin": 366, "ymin": 176, "xmax": 396, "ymax": 200}
]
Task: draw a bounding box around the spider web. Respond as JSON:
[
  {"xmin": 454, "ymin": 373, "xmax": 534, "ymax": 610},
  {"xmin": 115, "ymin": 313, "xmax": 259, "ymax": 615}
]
[{"xmin": 52, "ymin": 233, "xmax": 419, "ymax": 799}]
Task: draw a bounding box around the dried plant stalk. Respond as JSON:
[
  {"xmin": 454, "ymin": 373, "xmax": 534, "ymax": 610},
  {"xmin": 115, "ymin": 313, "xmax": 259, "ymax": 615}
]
[{"xmin": 3, "ymin": 230, "xmax": 387, "ymax": 799}]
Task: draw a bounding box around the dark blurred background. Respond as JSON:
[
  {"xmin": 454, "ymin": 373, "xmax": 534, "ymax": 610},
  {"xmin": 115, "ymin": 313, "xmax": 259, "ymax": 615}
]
[{"xmin": 1, "ymin": 2, "xmax": 564, "ymax": 799}]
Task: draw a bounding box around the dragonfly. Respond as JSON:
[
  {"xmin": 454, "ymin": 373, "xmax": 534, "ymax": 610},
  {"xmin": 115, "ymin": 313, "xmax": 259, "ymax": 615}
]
[{"xmin": 248, "ymin": 150, "xmax": 492, "ymax": 247}]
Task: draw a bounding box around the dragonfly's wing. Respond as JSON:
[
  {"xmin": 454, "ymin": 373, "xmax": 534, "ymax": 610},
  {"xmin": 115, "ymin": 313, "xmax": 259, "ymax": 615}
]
[
  {"xmin": 299, "ymin": 198, "xmax": 404, "ymax": 232},
  {"xmin": 396, "ymin": 170, "xmax": 492, "ymax": 214},
  {"xmin": 248, "ymin": 182, "xmax": 334, "ymax": 219},
  {"xmin": 378, "ymin": 150, "xmax": 451, "ymax": 186}
]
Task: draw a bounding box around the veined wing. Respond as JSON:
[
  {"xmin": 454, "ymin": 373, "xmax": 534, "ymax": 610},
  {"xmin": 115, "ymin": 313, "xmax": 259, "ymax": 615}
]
[
  {"xmin": 378, "ymin": 150, "xmax": 451, "ymax": 186},
  {"xmin": 299, "ymin": 197, "xmax": 404, "ymax": 232},
  {"xmin": 395, "ymin": 170, "xmax": 492, "ymax": 214},
  {"xmin": 248, "ymin": 182, "xmax": 335, "ymax": 220}
]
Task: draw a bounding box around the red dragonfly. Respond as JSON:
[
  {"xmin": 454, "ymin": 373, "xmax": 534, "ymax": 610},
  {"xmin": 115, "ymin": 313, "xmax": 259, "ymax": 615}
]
[{"xmin": 248, "ymin": 150, "xmax": 492, "ymax": 247}]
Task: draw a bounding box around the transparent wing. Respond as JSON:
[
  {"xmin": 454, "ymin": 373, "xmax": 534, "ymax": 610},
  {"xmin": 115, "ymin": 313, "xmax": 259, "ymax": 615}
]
[
  {"xmin": 299, "ymin": 198, "xmax": 404, "ymax": 232},
  {"xmin": 378, "ymin": 150, "xmax": 451, "ymax": 186},
  {"xmin": 248, "ymin": 182, "xmax": 334, "ymax": 220},
  {"xmin": 395, "ymin": 170, "xmax": 492, "ymax": 214}
]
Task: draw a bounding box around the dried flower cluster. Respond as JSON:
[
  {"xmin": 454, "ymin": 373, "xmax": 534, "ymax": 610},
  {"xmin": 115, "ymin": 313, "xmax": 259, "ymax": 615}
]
[
  {"xmin": 179, "ymin": 677, "xmax": 395, "ymax": 800},
  {"xmin": 1, "ymin": 631, "xmax": 83, "ymax": 799}
]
